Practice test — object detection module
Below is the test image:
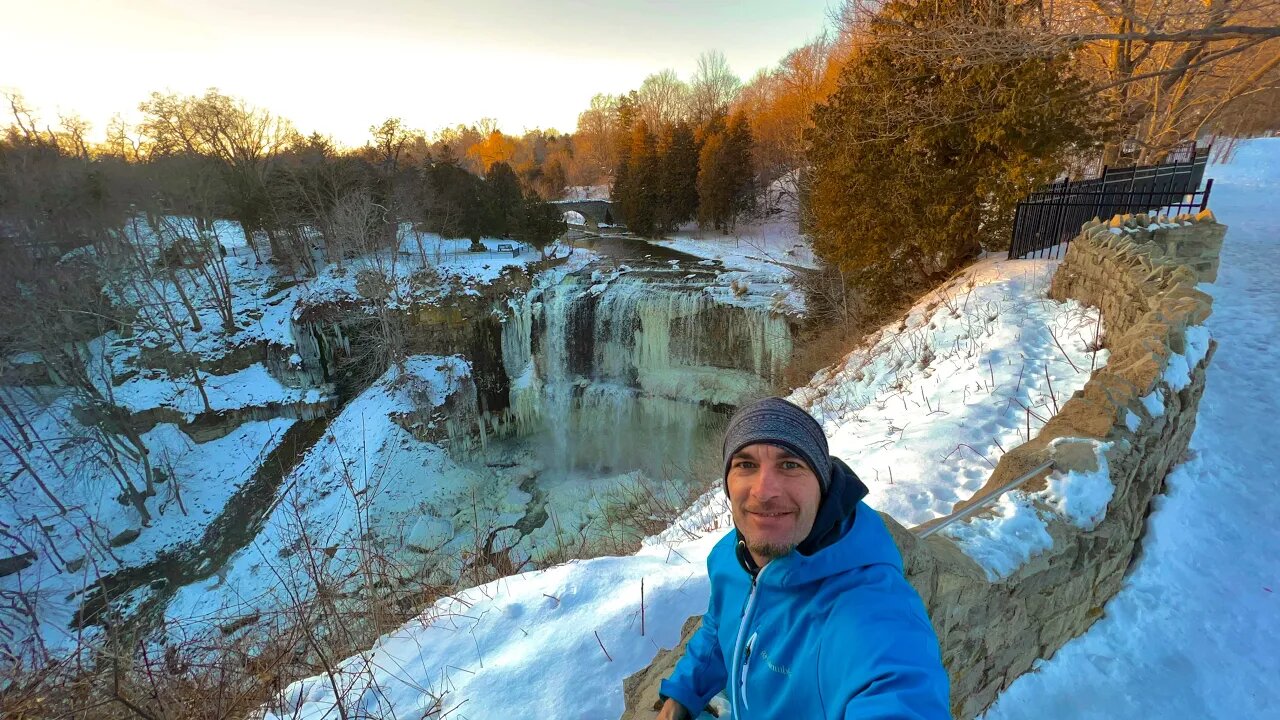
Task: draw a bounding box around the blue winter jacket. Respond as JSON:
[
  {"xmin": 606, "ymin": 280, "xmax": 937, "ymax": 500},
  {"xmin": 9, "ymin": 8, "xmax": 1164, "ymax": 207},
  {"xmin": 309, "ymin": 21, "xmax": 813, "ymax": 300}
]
[{"xmin": 659, "ymin": 462, "xmax": 950, "ymax": 719}]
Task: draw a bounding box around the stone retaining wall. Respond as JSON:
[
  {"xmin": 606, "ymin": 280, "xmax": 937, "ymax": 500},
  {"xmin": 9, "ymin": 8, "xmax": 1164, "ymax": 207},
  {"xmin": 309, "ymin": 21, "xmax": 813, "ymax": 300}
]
[{"xmin": 620, "ymin": 210, "xmax": 1227, "ymax": 719}]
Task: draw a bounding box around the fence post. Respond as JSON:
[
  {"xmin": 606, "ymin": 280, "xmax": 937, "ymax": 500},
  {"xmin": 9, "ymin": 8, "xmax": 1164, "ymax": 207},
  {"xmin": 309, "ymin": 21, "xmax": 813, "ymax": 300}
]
[
  {"xmin": 1011, "ymin": 203, "xmax": 1025, "ymax": 259},
  {"xmin": 1200, "ymin": 178, "xmax": 1214, "ymax": 212}
]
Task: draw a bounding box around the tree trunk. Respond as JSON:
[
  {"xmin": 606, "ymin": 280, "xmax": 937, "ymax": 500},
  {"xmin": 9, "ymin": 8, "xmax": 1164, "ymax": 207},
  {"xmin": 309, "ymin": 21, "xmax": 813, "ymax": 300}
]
[{"xmin": 166, "ymin": 267, "xmax": 203, "ymax": 332}]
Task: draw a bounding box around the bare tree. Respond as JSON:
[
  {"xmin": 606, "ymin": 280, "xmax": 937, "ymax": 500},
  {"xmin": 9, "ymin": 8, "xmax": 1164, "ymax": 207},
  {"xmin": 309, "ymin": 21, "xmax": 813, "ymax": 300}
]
[
  {"xmin": 138, "ymin": 89, "xmax": 300, "ymax": 263},
  {"xmin": 637, "ymin": 69, "xmax": 691, "ymax": 130},
  {"xmin": 573, "ymin": 93, "xmax": 621, "ymax": 184},
  {"xmin": 734, "ymin": 36, "xmax": 838, "ymax": 212},
  {"xmin": 689, "ymin": 50, "xmax": 742, "ymax": 126}
]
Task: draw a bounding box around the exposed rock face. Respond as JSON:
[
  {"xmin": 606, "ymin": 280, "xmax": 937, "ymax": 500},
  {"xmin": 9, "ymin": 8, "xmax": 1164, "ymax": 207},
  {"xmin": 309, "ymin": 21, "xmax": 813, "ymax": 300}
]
[
  {"xmin": 620, "ymin": 211, "xmax": 1226, "ymax": 719},
  {"xmin": 109, "ymin": 528, "xmax": 141, "ymax": 548},
  {"xmin": 0, "ymin": 551, "xmax": 37, "ymax": 578}
]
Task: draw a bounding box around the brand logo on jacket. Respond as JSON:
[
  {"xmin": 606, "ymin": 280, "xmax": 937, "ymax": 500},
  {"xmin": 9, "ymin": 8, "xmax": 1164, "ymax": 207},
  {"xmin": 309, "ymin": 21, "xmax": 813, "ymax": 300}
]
[{"xmin": 760, "ymin": 648, "xmax": 792, "ymax": 676}]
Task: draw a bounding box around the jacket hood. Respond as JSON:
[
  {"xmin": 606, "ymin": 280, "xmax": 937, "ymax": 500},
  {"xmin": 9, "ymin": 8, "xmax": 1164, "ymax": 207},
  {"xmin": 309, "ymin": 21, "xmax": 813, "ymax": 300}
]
[{"xmin": 735, "ymin": 457, "xmax": 901, "ymax": 586}]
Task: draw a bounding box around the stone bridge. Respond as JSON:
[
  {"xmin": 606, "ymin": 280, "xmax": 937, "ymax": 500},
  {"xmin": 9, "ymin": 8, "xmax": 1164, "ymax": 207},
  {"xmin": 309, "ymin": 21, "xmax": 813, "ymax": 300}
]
[{"xmin": 550, "ymin": 199, "xmax": 619, "ymax": 229}]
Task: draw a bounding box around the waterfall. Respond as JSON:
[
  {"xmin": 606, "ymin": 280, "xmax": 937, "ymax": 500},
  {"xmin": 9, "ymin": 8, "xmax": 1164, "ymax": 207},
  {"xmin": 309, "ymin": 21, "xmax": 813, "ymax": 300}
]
[{"xmin": 495, "ymin": 270, "xmax": 794, "ymax": 476}]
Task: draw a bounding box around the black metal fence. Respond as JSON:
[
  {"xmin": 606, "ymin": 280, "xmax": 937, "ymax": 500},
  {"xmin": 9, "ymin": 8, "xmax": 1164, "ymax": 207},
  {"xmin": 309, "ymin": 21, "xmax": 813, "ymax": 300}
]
[{"xmin": 1009, "ymin": 145, "xmax": 1213, "ymax": 259}]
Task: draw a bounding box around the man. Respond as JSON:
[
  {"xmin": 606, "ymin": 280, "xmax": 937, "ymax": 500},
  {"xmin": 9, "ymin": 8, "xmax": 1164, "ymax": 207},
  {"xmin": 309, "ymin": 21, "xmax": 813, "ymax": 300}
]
[{"xmin": 657, "ymin": 397, "xmax": 949, "ymax": 719}]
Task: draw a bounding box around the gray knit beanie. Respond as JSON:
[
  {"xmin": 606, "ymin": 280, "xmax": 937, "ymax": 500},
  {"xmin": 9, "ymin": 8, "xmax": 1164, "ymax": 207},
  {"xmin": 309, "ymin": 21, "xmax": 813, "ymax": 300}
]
[{"xmin": 722, "ymin": 397, "xmax": 831, "ymax": 496}]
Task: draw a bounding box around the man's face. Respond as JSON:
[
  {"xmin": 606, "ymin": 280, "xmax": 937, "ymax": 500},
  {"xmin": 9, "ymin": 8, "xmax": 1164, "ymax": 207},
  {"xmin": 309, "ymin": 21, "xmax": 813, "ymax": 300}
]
[{"xmin": 727, "ymin": 443, "xmax": 822, "ymax": 566}]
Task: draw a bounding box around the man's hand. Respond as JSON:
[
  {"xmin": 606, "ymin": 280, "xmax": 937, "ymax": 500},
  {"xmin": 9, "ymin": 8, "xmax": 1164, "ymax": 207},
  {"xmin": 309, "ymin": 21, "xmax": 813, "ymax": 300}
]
[{"xmin": 656, "ymin": 698, "xmax": 691, "ymax": 720}]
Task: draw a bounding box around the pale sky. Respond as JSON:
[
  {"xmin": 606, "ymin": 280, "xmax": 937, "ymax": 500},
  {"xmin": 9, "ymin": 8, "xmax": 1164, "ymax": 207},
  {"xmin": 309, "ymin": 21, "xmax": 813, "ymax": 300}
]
[{"xmin": 1, "ymin": 0, "xmax": 835, "ymax": 146}]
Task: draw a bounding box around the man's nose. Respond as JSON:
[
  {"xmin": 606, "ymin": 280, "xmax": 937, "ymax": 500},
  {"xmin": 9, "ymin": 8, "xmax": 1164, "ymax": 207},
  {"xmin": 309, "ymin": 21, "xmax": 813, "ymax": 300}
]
[{"xmin": 752, "ymin": 464, "xmax": 784, "ymax": 500}]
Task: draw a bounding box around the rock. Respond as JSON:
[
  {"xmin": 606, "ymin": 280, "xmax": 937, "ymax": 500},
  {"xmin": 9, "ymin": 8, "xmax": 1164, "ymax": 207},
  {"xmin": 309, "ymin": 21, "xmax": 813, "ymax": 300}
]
[
  {"xmin": 621, "ymin": 615, "xmax": 703, "ymax": 719},
  {"xmin": 0, "ymin": 551, "xmax": 36, "ymax": 578},
  {"xmin": 110, "ymin": 528, "xmax": 142, "ymax": 548}
]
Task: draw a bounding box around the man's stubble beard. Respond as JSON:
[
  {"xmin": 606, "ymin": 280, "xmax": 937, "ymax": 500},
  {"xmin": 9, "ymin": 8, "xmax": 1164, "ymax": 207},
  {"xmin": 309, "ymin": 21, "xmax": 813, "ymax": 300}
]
[{"xmin": 746, "ymin": 539, "xmax": 797, "ymax": 563}]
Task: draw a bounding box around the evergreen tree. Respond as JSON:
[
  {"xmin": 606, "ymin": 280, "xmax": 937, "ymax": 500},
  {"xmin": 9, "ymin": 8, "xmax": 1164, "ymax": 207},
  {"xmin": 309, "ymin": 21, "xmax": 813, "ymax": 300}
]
[
  {"xmin": 806, "ymin": 0, "xmax": 1099, "ymax": 300},
  {"xmin": 482, "ymin": 161, "xmax": 523, "ymax": 237},
  {"xmin": 697, "ymin": 113, "xmax": 756, "ymax": 232},
  {"xmin": 656, "ymin": 120, "xmax": 699, "ymax": 232},
  {"xmin": 420, "ymin": 161, "xmax": 485, "ymax": 240},
  {"xmin": 512, "ymin": 191, "xmax": 567, "ymax": 257},
  {"xmin": 614, "ymin": 120, "xmax": 659, "ymax": 236},
  {"xmin": 725, "ymin": 114, "xmax": 756, "ymax": 220}
]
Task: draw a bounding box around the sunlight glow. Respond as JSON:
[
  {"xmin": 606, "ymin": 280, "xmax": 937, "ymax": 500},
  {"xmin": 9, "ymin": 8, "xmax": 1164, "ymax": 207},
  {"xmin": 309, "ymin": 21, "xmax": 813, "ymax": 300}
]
[{"xmin": 0, "ymin": 0, "xmax": 832, "ymax": 145}]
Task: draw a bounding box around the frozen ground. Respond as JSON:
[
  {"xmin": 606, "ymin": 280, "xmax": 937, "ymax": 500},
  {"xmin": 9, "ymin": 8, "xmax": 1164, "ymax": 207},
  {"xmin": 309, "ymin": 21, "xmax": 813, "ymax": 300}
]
[
  {"xmin": 983, "ymin": 139, "xmax": 1280, "ymax": 719},
  {"xmin": 258, "ymin": 220, "xmax": 1110, "ymax": 718},
  {"xmin": 0, "ymin": 218, "xmax": 584, "ymax": 658},
  {"xmin": 647, "ymin": 216, "xmax": 817, "ymax": 274},
  {"xmin": 0, "ymin": 383, "xmax": 294, "ymax": 654},
  {"xmin": 161, "ymin": 354, "xmax": 489, "ymax": 634}
]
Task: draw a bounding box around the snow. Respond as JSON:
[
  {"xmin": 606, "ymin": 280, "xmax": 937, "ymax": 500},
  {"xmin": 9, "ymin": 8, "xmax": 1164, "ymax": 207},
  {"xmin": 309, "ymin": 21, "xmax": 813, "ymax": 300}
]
[
  {"xmin": 1163, "ymin": 324, "xmax": 1212, "ymax": 392},
  {"xmin": 106, "ymin": 218, "xmax": 548, "ymax": 365},
  {"xmin": 940, "ymin": 492, "xmax": 1054, "ymax": 581},
  {"xmin": 162, "ymin": 354, "xmax": 484, "ymax": 629},
  {"xmin": 1141, "ymin": 389, "xmax": 1166, "ymax": 417},
  {"xmin": 0, "ymin": 385, "xmax": 294, "ymax": 653},
  {"xmin": 632, "ymin": 213, "xmax": 819, "ymax": 316},
  {"xmin": 647, "ymin": 217, "xmax": 817, "ymax": 274},
  {"xmin": 263, "ymin": 539, "xmax": 717, "ymax": 720},
  {"xmin": 983, "ymin": 137, "xmax": 1280, "ymax": 719},
  {"xmin": 110, "ymin": 362, "xmax": 325, "ymax": 420},
  {"xmin": 797, "ymin": 254, "xmax": 1104, "ymax": 526},
  {"xmin": 1041, "ymin": 439, "xmax": 1114, "ymax": 531},
  {"xmin": 939, "ymin": 438, "xmax": 1114, "ymax": 581},
  {"xmin": 558, "ymin": 185, "xmax": 610, "ymax": 201}
]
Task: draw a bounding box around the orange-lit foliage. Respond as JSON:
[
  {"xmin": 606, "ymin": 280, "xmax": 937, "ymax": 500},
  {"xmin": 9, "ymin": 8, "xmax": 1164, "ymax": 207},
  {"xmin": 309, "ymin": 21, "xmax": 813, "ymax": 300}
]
[
  {"xmin": 733, "ymin": 38, "xmax": 844, "ymax": 210},
  {"xmin": 466, "ymin": 130, "xmax": 518, "ymax": 172}
]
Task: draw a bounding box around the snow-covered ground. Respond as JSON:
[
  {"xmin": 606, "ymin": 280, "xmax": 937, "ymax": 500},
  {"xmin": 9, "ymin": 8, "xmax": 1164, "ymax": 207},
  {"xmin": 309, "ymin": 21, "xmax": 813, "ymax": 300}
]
[
  {"xmin": 559, "ymin": 185, "xmax": 610, "ymax": 202},
  {"xmin": 258, "ymin": 221, "xmax": 1111, "ymax": 717},
  {"xmin": 162, "ymin": 354, "xmax": 489, "ymax": 633},
  {"xmin": 105, "ymin": 218, "xmax": 551, "ymax": 363},
  {"xmin": 982, "ymin": 139, "xmax": 1280, "ymax": 719},
  {"xmin": 647, "ymin": 216, "xmax": 817, "ymax": 274},
  {"xmin": 0, "ymin": 217, "xmax": 586, "ymax": 658},
  {"xmin": 0, "ymin": 384, "xmax": 294, "ymax": 654},
  {"xmin": 626, "ymin": 215, "xmax": 817, "ymax": 316},
  {"xmin": 796, "ymin": 256, "xmax": 1103, "ymax": 527},
  {"xmin": 109, "ymin": 361, "xmax": 326, "ymax": 419}
]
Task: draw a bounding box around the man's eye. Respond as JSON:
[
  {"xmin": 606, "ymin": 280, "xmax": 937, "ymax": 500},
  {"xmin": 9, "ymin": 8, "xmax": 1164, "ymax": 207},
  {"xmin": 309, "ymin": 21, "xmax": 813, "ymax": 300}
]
[
  {"xmin": 782, "ymin": 461, "xmax": 801, "ymax": 470},
  {"xmin": 734, "ymin": 460, "xmax": 756, "ymax": 469}
]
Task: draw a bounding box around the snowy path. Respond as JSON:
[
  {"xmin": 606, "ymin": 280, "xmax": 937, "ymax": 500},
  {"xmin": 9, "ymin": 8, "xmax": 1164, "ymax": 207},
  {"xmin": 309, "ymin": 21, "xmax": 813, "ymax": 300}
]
[{"xmin": 984, "ymin": 140, "xmax": 1280, "ymax": 718}]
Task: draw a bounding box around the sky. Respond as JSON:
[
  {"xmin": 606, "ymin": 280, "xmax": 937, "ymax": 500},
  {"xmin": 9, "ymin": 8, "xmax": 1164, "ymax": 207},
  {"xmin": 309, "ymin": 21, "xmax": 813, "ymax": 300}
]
[{"xmin": 0, "ymin": 0, "xmax": 835, "ymax": 147}]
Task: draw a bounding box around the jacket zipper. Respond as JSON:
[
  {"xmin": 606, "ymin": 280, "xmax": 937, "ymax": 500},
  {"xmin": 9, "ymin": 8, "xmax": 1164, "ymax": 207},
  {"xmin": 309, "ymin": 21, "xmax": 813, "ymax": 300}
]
[{"xmin": 730, "ymin": 564, "xmax": 770, "ymax": 717}]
